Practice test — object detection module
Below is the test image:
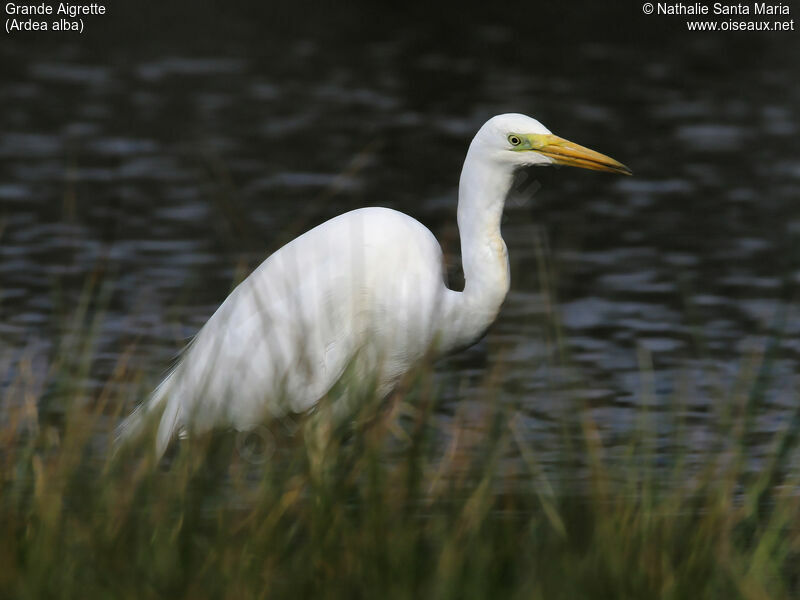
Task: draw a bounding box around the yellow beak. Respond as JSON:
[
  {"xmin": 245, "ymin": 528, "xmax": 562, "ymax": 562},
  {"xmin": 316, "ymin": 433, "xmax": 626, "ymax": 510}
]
[{"xmin": 526, "ymin": 134, "xmax": 632, "ymax": 176}]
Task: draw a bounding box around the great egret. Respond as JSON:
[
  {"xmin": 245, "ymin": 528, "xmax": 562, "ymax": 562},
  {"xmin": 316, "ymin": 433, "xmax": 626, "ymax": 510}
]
[{"xmin": 118, "ymin": 113, "xmax": 631, "ymax": 457}]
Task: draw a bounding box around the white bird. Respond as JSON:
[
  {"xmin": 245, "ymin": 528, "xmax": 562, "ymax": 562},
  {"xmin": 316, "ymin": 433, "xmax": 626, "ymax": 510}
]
[{"xmin": 117, "ymin": 113, "xmax": 630, "ymax": 458}]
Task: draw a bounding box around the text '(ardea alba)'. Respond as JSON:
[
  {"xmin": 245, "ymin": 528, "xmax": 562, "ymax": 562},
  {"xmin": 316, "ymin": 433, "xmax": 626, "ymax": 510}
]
[{"xmin": 118, "ymin": 113, "xmax": 631, "ymax": 458}]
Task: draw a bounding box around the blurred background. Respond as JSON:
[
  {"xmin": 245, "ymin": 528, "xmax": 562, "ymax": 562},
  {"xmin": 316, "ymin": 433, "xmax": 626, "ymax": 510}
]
[{"xmin": 1, "ymin": 1, "xmax": 799, "ymax": 470}]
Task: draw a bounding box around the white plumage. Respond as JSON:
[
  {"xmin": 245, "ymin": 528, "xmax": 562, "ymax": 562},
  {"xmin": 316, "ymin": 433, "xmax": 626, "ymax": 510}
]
[{"xmin": 117, "ymin": 113, "xmax": 630, "ymax": 457}]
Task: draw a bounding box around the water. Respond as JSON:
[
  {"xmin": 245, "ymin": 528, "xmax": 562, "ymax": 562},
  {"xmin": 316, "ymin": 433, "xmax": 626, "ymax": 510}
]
[{"xmin": 1, "ymin": 4, "xmax": 799, "ymax": 469}]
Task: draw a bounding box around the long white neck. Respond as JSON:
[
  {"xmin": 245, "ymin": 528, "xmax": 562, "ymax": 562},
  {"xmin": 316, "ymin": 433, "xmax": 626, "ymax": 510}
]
[{"xmin": 441, "ymin": 143, "xmax": 513, "ymax": 352}]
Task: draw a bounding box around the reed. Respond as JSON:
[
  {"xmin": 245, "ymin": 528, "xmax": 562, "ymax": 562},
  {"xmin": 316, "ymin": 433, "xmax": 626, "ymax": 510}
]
[{"xmin": 1, "ymin": 294, "xmax": 798, "ymax": 599}]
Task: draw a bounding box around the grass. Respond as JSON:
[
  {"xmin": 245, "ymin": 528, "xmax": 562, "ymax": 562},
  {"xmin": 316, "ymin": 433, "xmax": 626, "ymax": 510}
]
[{"xmin": 1, "ymin": 287, "xmax": 799, "ymax": 599}]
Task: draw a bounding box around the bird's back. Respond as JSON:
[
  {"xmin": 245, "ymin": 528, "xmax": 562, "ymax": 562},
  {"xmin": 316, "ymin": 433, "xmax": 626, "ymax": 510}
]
[{"xmin": 120, "ymin": 207, "xmax": 449, "ymax": 456}]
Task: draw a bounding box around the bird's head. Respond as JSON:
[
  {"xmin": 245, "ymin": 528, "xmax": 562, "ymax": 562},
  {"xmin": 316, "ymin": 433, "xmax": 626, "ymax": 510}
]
[{"xmin": 473, "ymin": 113, "xmax": 632, "ymax": 176}]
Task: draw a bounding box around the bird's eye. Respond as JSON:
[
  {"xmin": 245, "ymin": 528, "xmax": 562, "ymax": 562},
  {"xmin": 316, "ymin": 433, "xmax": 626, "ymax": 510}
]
[{"xmin": 508, "ymin": 134, "xmax": 521, "ymax": 146}]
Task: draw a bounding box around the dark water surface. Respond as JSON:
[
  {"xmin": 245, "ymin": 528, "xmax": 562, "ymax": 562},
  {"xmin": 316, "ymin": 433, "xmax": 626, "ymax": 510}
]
[{"xmin": 1, "ymin": 4, "xmax": 799, "ymax": 470}]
